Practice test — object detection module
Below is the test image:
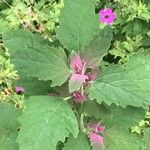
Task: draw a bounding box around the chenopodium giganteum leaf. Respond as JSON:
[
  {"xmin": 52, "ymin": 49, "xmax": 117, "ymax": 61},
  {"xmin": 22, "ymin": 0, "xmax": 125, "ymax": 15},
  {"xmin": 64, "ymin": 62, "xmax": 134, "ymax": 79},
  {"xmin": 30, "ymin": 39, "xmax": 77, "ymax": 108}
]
[
  {"xmin": 57, "ymin": 0, "xmax": 99, "ymax": 52},
  {"xmin": 17, "ymin": 96, "xmax": 79, "ymax": 150},
  {"xmin": 89, "ymin": 51, "xmax": 150, "ymax": 109}
]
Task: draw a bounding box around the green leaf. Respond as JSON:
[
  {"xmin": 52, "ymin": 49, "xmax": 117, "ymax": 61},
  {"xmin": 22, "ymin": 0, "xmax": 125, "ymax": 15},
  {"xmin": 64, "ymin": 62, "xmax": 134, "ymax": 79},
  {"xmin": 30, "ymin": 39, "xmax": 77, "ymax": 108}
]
[
  {"xmin": 57, "ymin": 0, "xmax": 99, "ymax": 52},
  {"xmin": 81, "ymin": 26, "xmax": 113, "ymax": 68},
  {"xmin": 0, "ymin": 104, "xmax": 21, "ymax": 150},
  {"xmin": 101, "ymin": 105, "xmax": 145, "ymax": 150},
  {"xmin": 0, "ymin": 128, "xmax": 19, "ymax": 150},
  {"xmin": 17, "ymin": 96, "xmax": 79, "ymax": 150},
  {"xmin": 89, "ymin": 52, "xmax": 150, "ymax": 108},
  {"xmin": 104, "ymin": 105, "xmax": 146, "ymax": 130},
  {"xmin": 0, "ymin": 103, "xmax": 20, "ymax": 130},
  {"xmin": 15, "ymin": 75, "xmax": 53, "ymax": 96},
  {"xmin": 3, "ymin": 30, "xmax": 48, "ymax": 55},
  {"xmin": 104, "ymin": 127, "xmax": 143, "ymax": 150},
  {"xmin": 83, "ymin": 100, "xmax": 111, "ymax": 119},
  {"xmin": 12, "ymin": 45, "xmax": 70, "ymax": 87},
  {"xmin": 63, "ymin": 132, "xmax": 90, "ymax": 150},
  {"xmin": 143, "ymin": 128, "xmax": 150, "ymax": 150}
]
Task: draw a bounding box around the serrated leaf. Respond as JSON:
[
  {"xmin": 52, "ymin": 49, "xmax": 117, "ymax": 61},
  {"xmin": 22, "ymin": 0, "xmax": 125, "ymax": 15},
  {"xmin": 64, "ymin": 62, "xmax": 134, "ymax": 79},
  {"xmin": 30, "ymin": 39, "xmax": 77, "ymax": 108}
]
[
  {"xmin": 57, "ymin": 0, "xmax": 99, "ymax": 52},
  {"xmin": 17, "ymin": 96, "xmax": 79, "ymax": 150},
  {"xmin": 104, "ymin": 127, "xmax": 143, "ymax": 150},
  {"xmin": 15, "ymin": 75, "xmax": 53, "ymax": 96},
  {"xmin": 143, "ymin": 128, "xmax": 150, "ymax": 150},
  {"xmin": 89, "ymin": 52, "xmax": 150, "ymax": 108},
  {"xmin": 81, "ymin": 26, "xmax": 113, "ymax": 68},
  {"xmin": 12, "ymin": 45, "xmax": 70, "ymax": 87},
  {"xmin": 63, "ymin": 132, "xmax": 90, "ymax": 150},
  {"xmin": 3, "ymin": 30, "xmax": 48, "ymax": 55}
]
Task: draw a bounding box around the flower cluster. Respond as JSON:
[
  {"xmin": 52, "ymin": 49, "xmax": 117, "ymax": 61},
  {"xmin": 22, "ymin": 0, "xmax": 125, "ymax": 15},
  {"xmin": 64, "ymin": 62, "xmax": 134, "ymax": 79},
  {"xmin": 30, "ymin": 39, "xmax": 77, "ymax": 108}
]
[
  {"xmin": 86, "ymin": 122, "xmax": 105, "ymax": 145},
  {"xmin": 69, "ymin": 53, "xmax": 99, "ymax": 103}
]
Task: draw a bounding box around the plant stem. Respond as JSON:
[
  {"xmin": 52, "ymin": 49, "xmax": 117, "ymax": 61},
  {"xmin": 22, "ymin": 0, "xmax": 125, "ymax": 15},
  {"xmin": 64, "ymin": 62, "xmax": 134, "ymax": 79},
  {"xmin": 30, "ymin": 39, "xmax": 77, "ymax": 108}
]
[{"xmin": 79, "ymin": 103, "xmax": 86, "ymax": 133}]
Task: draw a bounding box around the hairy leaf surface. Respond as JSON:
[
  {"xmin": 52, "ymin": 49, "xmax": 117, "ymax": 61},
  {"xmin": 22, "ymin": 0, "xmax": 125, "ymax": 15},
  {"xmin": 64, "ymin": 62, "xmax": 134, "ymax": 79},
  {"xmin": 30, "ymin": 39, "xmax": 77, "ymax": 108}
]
[
  {"xmin": 57, "ymin": 0, "xmax": 99, "ymax": 52},
  {"xmin": 12, "ymin": 45, "xmax": 70, "ymax": 86},
  {"xmin": 17, "ymin": 96, "xmax": 79, "ymax": 150},
  {"xmin": 89, "ymin": 52, "xmax": 150, "ymax": 108},
  {"xmin": 3, "ymin": 30, "xmax": 47, "ymax": 54}
]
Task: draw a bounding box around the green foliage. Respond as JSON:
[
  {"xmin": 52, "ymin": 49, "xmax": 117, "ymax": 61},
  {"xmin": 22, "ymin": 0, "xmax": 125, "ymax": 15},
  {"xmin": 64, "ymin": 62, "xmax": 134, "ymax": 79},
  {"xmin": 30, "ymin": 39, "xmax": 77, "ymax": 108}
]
[
  {"xmin": 110, "ymin": 35, "xmax": 142, "ymax": 63},
  {"xmin": 17, "ymin": 96, "xmax": 79, "ymax": 150},
  {"xmin": 3, "ymin": 30, "xmax": 48, "ymax": 54},
  {"xmin": 0, "ymin": 49, "xmax": 17, "ymax": 85},
  {"xmin": 12, "ymin": 45, "xmax": 70, "ymax": 86},
  {"xmin": 0, "ymin": 128, "xmax": 19, "ymax": 150},
  {"xmin": 103, "ymin": 105, "xmax": 146, "ymax": 129},
  {"xmin": 0, "ymin": 0, "xmax": 64, "ymax": 39},
  {"xmin": 57, "ymin": 0, "xmax": 99, "ymax": 52},
  {"xmin": 63, "ymin": 132, "xmax": 90, "ymax": 150},
  {"xmin": 124, "ymin": 1, "xmax": 150, "ymax": 22},
  {"xmin": 102, "ymin": 105, "xmax": 145, "ymax": 149},
  {"xmin": 15, "ymin": 75, "xmax": 53, "ymax": 96},
  {"xmin": 104, "ymin": 127, "xmax": 143, "ymax": 150},
  {"xmin": 143, "ymin": 128, "xmax": 150, "ymax": 150},
  {"xmin": 0, "ymin": 103, "xmax": 21, "ymax": 150},
  {"xmin": 81, "ymin": 26, "xmax": 113, "ymax": 68},
  {"xmin": 0, "ymin": 0, "xmax": 150, "ymax": 149},
  {"xmin": 83, "ymin": 100, "xmax": 111, "ymax": 119},
  {"xmin": 113, "ymin": 0, "xmax": 150, "ymax": 37},
  {"xmin": 3, "ymin": 30, "xmax": 70, "ymax": 87},
  {"xmin": 89, "ymin": 52, "xmax": 150, "ymax": 109},
  {"xmin": 0, "ymin": 103, "xmax": 20, "ymax": 130}
]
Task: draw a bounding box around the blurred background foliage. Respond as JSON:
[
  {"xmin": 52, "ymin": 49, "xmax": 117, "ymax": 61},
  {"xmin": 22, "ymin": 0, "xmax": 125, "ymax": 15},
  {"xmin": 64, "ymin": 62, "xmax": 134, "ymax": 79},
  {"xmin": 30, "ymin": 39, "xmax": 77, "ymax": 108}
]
[{"xmin": 0, "ymin": 0, "xmax": 150, "ymax": 133}]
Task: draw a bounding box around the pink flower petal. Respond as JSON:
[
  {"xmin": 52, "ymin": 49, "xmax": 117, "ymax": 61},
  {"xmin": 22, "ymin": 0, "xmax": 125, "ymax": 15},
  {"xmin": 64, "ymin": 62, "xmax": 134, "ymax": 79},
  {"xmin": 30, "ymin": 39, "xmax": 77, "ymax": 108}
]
[
  {"xmin": 86, "ymin": 122, "xmax": 105, "ymax": 133},
  {"xmin": 73, "ymin": 91, "xmax": 86, "ymax": 103},
  {"xmin": 69, "ymin": 73, "xmax": 88, "ymax": 93},
  {"xmin": 86, "ymin": 69, "xmax": 100, "ymax": 81},
  {"xmin": 70, "ymin": 73, "xmax": 88, "ymax": 82},
  {"xmin": 70, "ymin": 53, "xmax": 84, "ymax": 73},
  {"xmin": 99, "ymin": 8, "xmax": 116, "ymax": 24},
  {"xmin": 89, "ymin": 133, "xmax": 104, "ymax": 143},
  {"xmin": 15, "ymin": 86, "xmax": 25, "ymax": 93}
]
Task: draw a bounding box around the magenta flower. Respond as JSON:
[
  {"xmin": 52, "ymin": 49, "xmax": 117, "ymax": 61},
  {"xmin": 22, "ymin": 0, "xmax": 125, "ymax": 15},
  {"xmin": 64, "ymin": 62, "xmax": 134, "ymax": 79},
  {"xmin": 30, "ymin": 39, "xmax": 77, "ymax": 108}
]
[
  {"xmin": 99, "ymin": 8, "xmax": 116, "ymax": 24},
  {"xmin": 70, "ymin": 73, "xmax": 88, "ymax": 84},
  {"xmin": 73, "ymin": 91, "xmax": 86, "ymax": 103},
  {"xmin": 69, "ymin": 53, "xmax": 88, "ymax": 93},
  {"xmin": 86, "ymin": 122, "xmax": 105, "ymax": 133},
  {"xmin": 87, "ymin": 122, "xmax": 105, "ymax": 145},
  {"xmin": 89, "ymin": 133, "xmax": 104, "ymax": 143},
  {"xmin": 15, "ymin": 86, "xmax": 25, "ymax": 93},
  {"xmin": 86, "ymin": 69, "xmax": 100, "ymax": 82},
  {"xmin": 69, "ymin": 52, "xmax": 100, "ymax": 102},
  {"xmin": 70, "ymin": 52, "xmax": 84, "ymax": 74}
]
